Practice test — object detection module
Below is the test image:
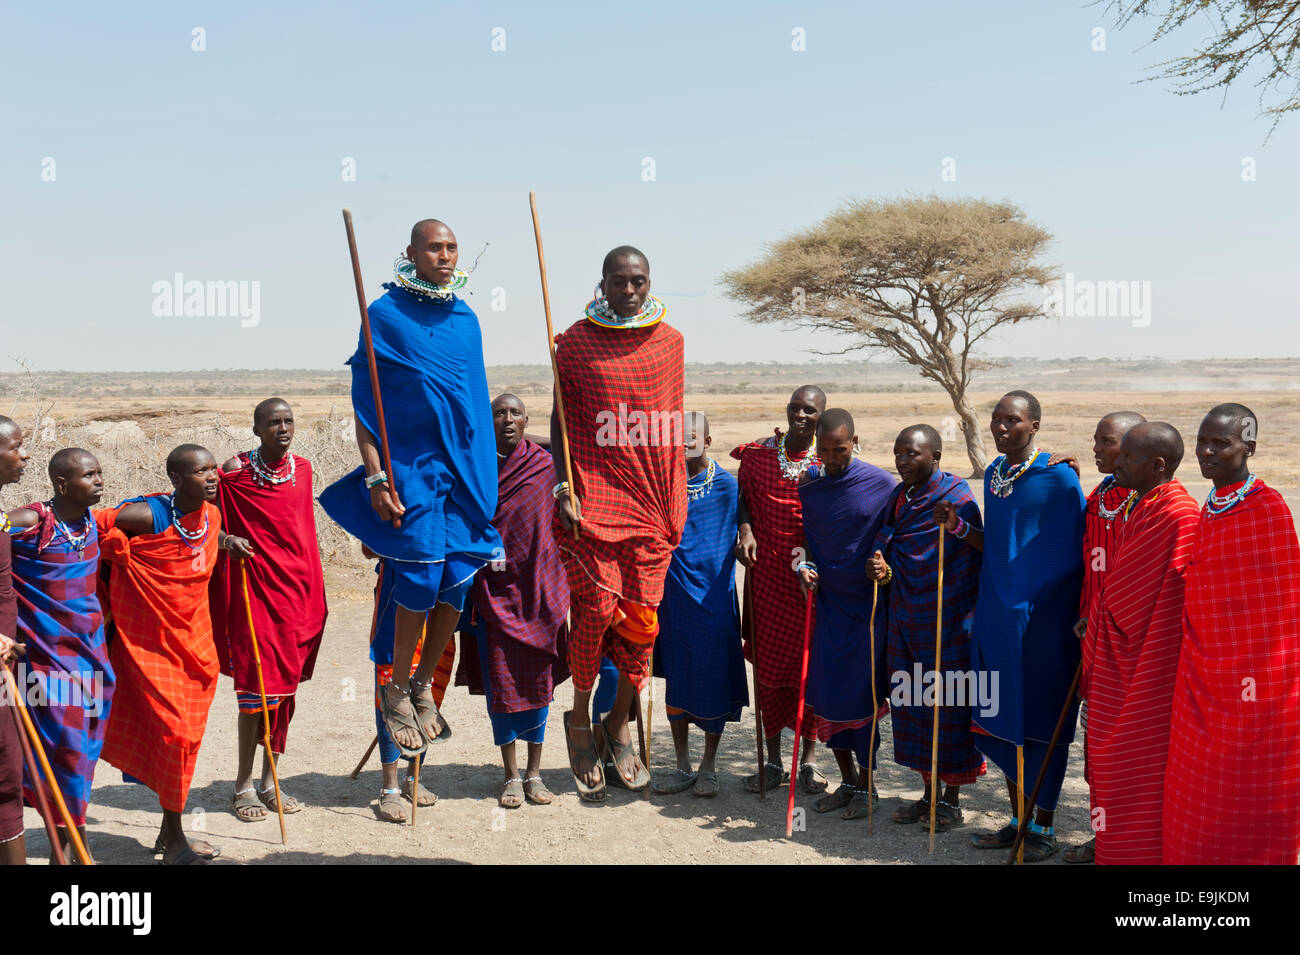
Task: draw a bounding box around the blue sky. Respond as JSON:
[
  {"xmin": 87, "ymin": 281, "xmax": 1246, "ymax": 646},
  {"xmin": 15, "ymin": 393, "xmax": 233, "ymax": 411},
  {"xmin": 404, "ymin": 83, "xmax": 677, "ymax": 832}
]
[{"xmin": 3, "ymin": 1, "xmax": 1296, "ymax": 372}]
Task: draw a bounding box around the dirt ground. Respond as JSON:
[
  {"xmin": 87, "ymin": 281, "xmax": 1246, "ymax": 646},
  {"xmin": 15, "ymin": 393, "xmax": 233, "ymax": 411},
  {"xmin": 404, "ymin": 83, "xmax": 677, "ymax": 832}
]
[{"xmin": 23, "ymin": 563, "xmax": 1090, "ymax": 866}]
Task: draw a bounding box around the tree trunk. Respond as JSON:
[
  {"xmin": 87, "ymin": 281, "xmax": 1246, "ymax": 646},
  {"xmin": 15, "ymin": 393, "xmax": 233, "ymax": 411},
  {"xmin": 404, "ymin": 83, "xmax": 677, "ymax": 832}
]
[{"xmin": 949, "ymin": 389, "xmax": 988, "ymax": 477}]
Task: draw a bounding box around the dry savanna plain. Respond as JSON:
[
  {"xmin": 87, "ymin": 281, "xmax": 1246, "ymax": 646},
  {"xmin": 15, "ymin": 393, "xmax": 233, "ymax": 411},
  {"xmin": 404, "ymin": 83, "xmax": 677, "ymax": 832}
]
[{"xmin": 2, "ymin": 358, "xmax": 1296, "ymax": 865}]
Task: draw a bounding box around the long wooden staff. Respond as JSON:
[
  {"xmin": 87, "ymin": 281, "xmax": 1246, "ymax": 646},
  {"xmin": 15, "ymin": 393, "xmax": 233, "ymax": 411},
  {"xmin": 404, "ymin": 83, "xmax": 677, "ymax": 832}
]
[
  {"xmin": 341, "ymin": 208, "xmax": 400, "ymax": 507},
  {"xmin": 1006, "ymin": 658, "xmax": 1083, "ymax": 866},
  {"xmin": 744, "ymin": 571, "xmax": 767, "ymax": 799},
  {"xmin": 1016, "ymin": 746, "xmax": 1025, "ymax": 865},
  {"xmin": 785, "ymin": 590, "xmax": 815, "ymax": 838},
  {"xmin": 528, "ymin": 191, "xmax": 579, "ymax": 542},
  {"xmin": 238, "ymin": 559, "xmax": 287, "ymax": 846},
  {"xmin": 929, "ymin": 528, "xmax": 945, "ymax": 853},
  {"xmin": 646, "ymin": 650, "xmax": 654, "ymax": 770},
  {"xmin": 5, "ymin": 675, "xmax": 65, "ymax": 864},
  {"xmin": 3, "ymin": 667, "xmax": 90, "ymax": 864},
  {"xmin": 350, "ymin": 736, "xmax": 378, "ymax": 780},
  {"xmin": 866, "ymin": 579, "xmax": 879, "ymax": 834}
]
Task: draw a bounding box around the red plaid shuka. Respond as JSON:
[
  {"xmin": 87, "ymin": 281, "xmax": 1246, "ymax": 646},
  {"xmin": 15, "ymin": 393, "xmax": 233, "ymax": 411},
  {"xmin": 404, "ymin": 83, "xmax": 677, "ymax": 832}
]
[
  {"xmin": 553, "ymin": 318, "xmax": 686, "ymax": 690},
  {"xmin": 1164, "ymin": 479, "xmax": 1300, "ymax": 865},
  {"xmin": 96, "ymin": 500, "xmax": 222, "ymax": 813},
  {"xmin": 732, "ymin": 435, "xmax": 817, "ymax": 739},
  {"xmin": 1083, "ymin": 480, "xmax": 1198, "ymax": 865}
]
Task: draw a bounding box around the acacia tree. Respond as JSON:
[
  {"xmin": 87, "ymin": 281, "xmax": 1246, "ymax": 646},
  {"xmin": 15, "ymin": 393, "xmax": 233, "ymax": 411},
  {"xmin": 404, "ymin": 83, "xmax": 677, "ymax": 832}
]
[
  {"xmin": 719, "ymin": 195, "xmax": 1057, "ymax": 476},
  {"xmin": 1105, "ymin": 0, "xmax": 1300, "ymax": 134}
]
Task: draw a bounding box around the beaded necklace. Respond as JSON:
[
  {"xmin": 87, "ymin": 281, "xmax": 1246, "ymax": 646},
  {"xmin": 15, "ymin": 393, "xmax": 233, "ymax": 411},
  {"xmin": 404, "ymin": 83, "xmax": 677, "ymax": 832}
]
[
  {"xmin": 584, "ymin": 295, "xmax": 667, "ymax": 330},
  {"xmin": 390, "ymin": 257, "xmax": 469, "ymax": 302},
  {"xmin": 47, "ymin": 502, "xmax": 92, "ymax": 555},
  {"xmin": 248, "ymin": 448, "xmax": 295, "ymax": 487},
  {"xmin": 988, "ymin": 449, "xmax": 1040, "ymax": 498},
  {"xmin": 1094, "ymin": 475, "xmax": 1138, "ymax": 527},
  {"xmin": 775, "ymin": 431, "xmax": 819, "ymax": 483},
  {"xmin": 1204, "ymin": 473, "xmax": 1257, "ymax": 516},
  {"xmin": 169, "ymin": 493, "xmax": 210, "ymax": 550},
  {"xmin": 687, "ymin": 458, "xmax": 717, "ymax": 501}
]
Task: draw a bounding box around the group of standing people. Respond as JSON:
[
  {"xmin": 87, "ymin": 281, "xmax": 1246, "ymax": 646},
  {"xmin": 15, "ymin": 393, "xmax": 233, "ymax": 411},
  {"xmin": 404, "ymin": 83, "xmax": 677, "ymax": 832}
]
[{"xmin": 1, "ymin": 214, "xmax": 1297, "ymax": 866}]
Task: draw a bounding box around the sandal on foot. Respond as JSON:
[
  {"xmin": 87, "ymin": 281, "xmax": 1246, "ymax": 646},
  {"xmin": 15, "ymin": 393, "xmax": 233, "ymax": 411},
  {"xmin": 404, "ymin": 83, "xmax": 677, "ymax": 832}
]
[
  {"xmin": 231, "ymin": 787, "xmax": 267, "ymax": 822},
  {"xmin": 380, "ymin": 682, "xmax": 428, "ymax": 758},
  {"xmin": 152, "ymin": 837, "xmax": 220, "ymax": 859},
  {"xmin": 523, "ymin": 776, "xmax": 553, "ymax": 805},
  {"xmin": 500, "ymin": 777, "xmax": 524, "ymax": 809},
  {"xmin": 814, "ymin": 783, "xmax": 856, "ymax": 814},
  {"xmin": 376, "ymin": 788, "xmax": 407, "ymax": 823},
  {"xmin": 693, "ymin": 771, "xmax": 719, "ymax": 798},
  {"xmin": 799, "ymin": 763, "xmax": 829, "ymax": 794},
  {"xmin": 921, "ymin": 800, "xmax": 963, "ymax": 833},
  {"xmin": 970, "ymin": 822, "xmax": 1019, "ymax": 850},
  {"xmin": 410, "ymin": 679, "xmax": 452, "ymax": 743},
  {"xmin": 600, "ymin": 717, "xmax": 650, "ymax": 791},
  {"xmin": 1022, "ymin": 830, "xmax": 1058, "ymax": 863},
  {"xmin": 402, "ymin": 775, "xmax": 437, "ymax": 807},
  {"xmin": 257, "ymin": 786, "xmax": 303, "ymax": 814},
  {"xmin": 157, "ymin": 846, "xmax": 212, "ymax": 866},
  {"xmin": 1063, "ymin": 837, "xmax": 1095, "ymax": 864},
  {"xmin": 563, "ymin": 711, "xmax": 606, "ymax": 802},
  {"xmin": 891, "ymin": 796, "xmax": 931, "ymax": 825},
  {"xmin": 842, "ymin": 789, "xmax": 879, "ymax": 820},
  {"xmin": 743, "ymin": 762, "xmax": 788, "ymax": 794},
  {"xmin": 651, "ymin": 768, "xmax": 698, "ymax": 795}
]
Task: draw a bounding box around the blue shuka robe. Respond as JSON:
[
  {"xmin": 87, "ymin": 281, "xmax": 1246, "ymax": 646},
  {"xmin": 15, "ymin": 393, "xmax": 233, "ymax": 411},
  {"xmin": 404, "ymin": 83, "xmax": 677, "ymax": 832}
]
[
  {"xmin": 971, "ymin": 451, "xmax": 1085, "ymax": 811},
  {"xmin": 654, "ymin": 463, "xmax": 748, "ymax": 735},
  {"xmin": 319, "ymin": 287, "xmax": 501, "ymax": 604},
  {"xmin": 799, "ymin": 458, "xmax": 897, "ymax": 764}
]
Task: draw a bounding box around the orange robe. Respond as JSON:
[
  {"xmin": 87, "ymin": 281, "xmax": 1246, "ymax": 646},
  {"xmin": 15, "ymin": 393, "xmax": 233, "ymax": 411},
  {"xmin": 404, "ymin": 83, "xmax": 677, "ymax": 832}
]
[{"xmin": 97, "ymin": 500, "xmax": 221, "ymax": 813}]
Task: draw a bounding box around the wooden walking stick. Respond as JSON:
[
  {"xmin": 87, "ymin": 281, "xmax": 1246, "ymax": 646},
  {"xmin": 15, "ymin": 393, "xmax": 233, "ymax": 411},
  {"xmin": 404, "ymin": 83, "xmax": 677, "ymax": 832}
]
[
  {"xmin": 528, "ymin": 191, "xmax": 579, "ymax": 542},
  {"xmin": 929, "ymin": 528, "xmax": 945, "ymax": 853},
  {"xmin": 744, "ymin": 571, "xmax": 767, "ymax": 800},
  {"xmin": 351, "ymin": 736, "xmax": 379, "ymax": 780},
  {"xmin": 342, "ymin": 208, "xmax": 400, "ymax": 508},
  {"xmin": 410, "ymin": 753, "xmax": 421, "ymax": 826},
  {"xmin": 1006, "ymin": 658, "xmax": 1084, "ymax": 866},
  {"xmin": 786, "ymin": 590, "xmax": 815, "ymax": 838},
  {"xmin": 238, "ymin": 559, "xmax": 287, "ymax": 846},
  {"xmin": 645, "ymin": 649, "xmax": 654, "ymax": 770},
  {"xmin": 866, "ymin": 578, "xmax": 879, "ymax": 834},
  {"xmin": 1016, "ymin": 746, "xmax": 1025, "ymax": 864},
  {"xmin": 6, "ymin": 676, "xmax": 66, "ymax": 864},
  {"xmin": 3, "ymin": 667, "xmax": 89, "ymax": 864}
]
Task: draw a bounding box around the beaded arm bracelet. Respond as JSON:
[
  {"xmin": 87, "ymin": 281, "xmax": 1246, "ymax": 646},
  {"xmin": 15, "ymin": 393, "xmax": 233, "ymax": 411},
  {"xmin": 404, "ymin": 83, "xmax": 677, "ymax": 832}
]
[
  {"xmin": 949, "ymin": 516, "xmax": 971, "ymax": 540},
  {"xmin": 552, "ymin": 481, "xmax": 570, "ymax": 500},
  {"xmin": 794, "ymin": 560, "xmax": 818, "ymax": 575},
  {"xmin": 365, "ymin": 470, "xmax": 389, "ymax": 489}
]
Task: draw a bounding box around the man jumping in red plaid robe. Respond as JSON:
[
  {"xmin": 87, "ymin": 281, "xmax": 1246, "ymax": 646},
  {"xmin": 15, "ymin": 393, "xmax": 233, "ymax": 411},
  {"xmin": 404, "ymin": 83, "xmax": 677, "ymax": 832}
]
[
  {"xmin": 553, "ymin": 245, "xmax": 685, "ymax": 801},
  {"xmin": 1083, "ymin": 422, "xmax": 1198, "ymax": 865},
  {"xmin": 1164, "ymin": 404, "xmax": 1300, "ymax": 865}
]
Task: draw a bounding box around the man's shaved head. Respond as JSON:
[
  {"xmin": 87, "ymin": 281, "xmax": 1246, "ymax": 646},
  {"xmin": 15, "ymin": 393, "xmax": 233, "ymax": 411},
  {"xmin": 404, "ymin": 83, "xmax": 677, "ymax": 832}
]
[
  {"xmin": 492, "ymin": 392, "xmax": 525, "ymax": 413},
  {"xmin": 602, "ymin": 245, "xmax": 649, "ymax": 278},
  {"xmin": 1207, "ymin": 402, "xmax": 1258, "ymax": 439},
  {"xmin": 792, "ymin": 385, "xmax": 827, "ymax": 411},
  {"xmin": 166, "ymin": 443, "xmax": 210, "ymax": 476},
  {"xmin": 817, "ymin": 408, "xmax": 855, "ymax": 437},
  {"xmin": 1101, "ymin": 410, "xmax": 1146, "ymax": 432},
  {"xmin": 49, "ymin": 447, "xmax": 97, "ymax": 482},
  {"xmin": 1002, "ymin": 390, "xmax": 1042, "ymax": 424},
  {"xmin": 0, "ymin": 415, "xmax": 18, "ymax": 439},
  {"xmin": 253, "ymin": 396, "xmax": 291, "ymax": 427},
  {"xmin": 1139, "ymin": 422, "xmax": 1185, "ymax": 472},
  {"xmin": 411, "ymin": 218, "xmax": 453, "ymax": 246},
  {"xmin": 898, "ymin": 424, "xmax": 942, "ymax": 453},
  {"xmin": 684, "ymin": 411, "xmax": 710, "ymax": 438}
]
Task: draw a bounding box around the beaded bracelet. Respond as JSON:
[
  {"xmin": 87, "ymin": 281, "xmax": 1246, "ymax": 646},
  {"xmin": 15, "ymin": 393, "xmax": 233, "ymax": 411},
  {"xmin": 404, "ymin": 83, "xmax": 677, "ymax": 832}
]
[
  {"xmin": 552, "ymin": 481, "xmax": 570, "ymax": 500},
  {"xmin": 794, "ymin": 560, "xmax": 818, "ymax": 575},
  {"xmin": 0, "ymin": 511, "xmax": 10, "ymax": 535},
  {"xmin": 364, "ymin": 470, "xmax": 389, "ymax": 489},
  {"xmin": 881, "ymin": 564, "xmax": 893, "ymax": 585}
]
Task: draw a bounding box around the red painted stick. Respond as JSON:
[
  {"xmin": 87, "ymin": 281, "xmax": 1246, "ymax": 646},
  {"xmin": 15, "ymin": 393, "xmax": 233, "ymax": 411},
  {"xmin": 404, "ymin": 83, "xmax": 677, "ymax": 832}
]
[{"xmin": 785, "ymin": 591, "xmax": 815, "ymax": 838}]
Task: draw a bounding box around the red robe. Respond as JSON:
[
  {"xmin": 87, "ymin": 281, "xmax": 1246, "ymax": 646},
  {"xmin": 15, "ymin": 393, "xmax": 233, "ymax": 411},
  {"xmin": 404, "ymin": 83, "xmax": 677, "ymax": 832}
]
[
  {"xmin": 1083, "ymin": 479, "xmax": 1198, "ymax": 865},
  {"xmin": 1163, "ymin": 479, "xmax": 1300, "ymax": 865},
  {"xmin": 97, "ymin": 501, "xmax": 221, "ymax": 813},
  {"xmin": 209, "ymin": 453, "xmax": 328, "ymax": 750}
]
